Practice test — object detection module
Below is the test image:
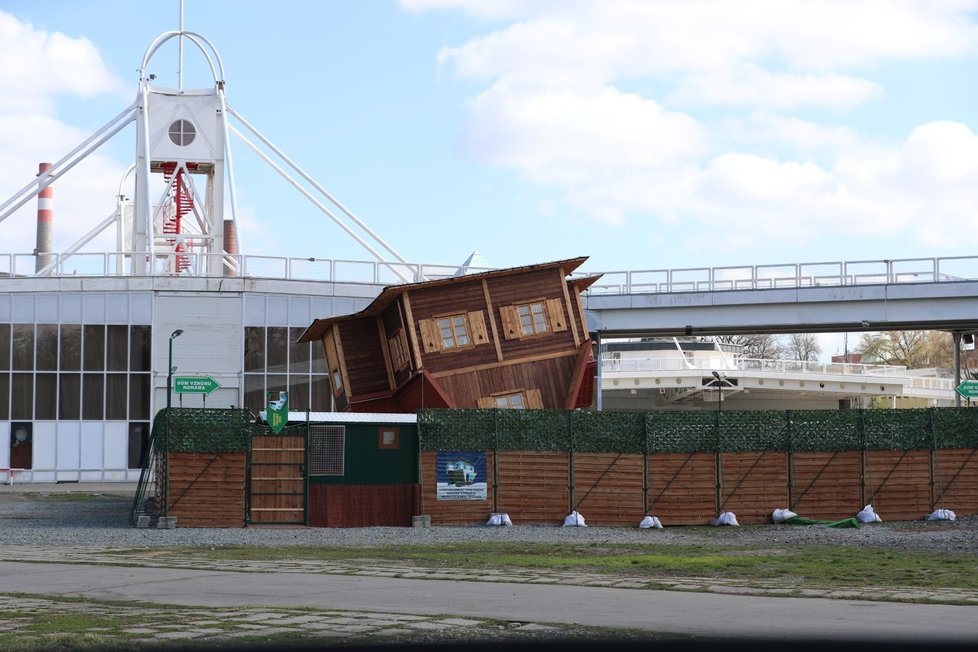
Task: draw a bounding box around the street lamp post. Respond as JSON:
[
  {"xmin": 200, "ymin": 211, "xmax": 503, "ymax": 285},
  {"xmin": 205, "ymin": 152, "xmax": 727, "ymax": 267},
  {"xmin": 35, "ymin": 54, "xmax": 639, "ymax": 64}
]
[
  {"xmin": 711, "ymin": 371, "xmax": 725, "ymax": 517},
  {"xmin": 163, "ymin": 329, "xmax": 183, "ymax": 518}
]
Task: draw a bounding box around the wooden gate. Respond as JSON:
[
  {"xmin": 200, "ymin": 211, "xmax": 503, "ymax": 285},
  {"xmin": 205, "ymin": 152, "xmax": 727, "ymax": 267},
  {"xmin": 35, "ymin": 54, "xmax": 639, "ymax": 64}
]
[{"xmin": 248, "ymin": 433, "xmax": 307, "ymax": 524}]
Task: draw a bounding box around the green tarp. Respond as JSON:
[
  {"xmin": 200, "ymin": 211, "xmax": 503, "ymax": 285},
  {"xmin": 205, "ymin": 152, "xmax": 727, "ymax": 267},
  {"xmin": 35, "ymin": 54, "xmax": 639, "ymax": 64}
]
[{"xmin": 783, "ymin": 516, "xmax": 861, "ymax": 529}]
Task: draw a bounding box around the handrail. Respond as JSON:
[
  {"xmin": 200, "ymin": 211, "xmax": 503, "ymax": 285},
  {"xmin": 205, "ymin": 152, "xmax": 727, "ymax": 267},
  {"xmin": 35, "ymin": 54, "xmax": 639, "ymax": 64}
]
[{"xmin": 1, "ymin": 252, "xmax": 976, "ymax": 294}]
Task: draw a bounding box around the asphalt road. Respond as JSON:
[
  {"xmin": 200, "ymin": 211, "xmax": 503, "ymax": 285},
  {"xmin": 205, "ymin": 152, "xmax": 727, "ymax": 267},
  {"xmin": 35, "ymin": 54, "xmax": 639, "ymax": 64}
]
[{"xmin": 2, "ymin": 561, "xmax": 976, "ymax": 643}]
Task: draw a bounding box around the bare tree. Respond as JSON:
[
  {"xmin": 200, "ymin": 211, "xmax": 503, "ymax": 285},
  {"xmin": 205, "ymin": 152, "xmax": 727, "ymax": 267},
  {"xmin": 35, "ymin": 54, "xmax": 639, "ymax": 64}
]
[
  {"xmin": 786, "ymin": 333, "xmax": 822, "ymax": 362},
  {"xmin": 716, "ymin": 334, "xmax": 785, "ymax": 359}
]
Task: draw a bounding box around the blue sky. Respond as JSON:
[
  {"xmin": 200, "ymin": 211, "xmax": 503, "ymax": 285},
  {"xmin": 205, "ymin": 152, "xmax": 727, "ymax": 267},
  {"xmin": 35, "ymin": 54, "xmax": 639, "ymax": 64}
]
[{"xmin": 3, "ymin": 0, "xmax": 978, "ymax": 284}]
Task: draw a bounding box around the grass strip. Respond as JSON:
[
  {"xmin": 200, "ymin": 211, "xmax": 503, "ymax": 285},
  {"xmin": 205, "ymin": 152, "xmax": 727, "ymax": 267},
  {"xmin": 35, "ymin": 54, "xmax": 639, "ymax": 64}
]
[{"xmin": 128, "ymin": 542, "xmax": 978, "ymax": 592}]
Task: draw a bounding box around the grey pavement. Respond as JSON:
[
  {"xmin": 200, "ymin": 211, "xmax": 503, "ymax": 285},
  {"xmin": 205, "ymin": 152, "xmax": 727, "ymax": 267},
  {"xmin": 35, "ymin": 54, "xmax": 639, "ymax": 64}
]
[{"xmin": 2, "ymin": 561, "xmax": 976, "ymax": 642}]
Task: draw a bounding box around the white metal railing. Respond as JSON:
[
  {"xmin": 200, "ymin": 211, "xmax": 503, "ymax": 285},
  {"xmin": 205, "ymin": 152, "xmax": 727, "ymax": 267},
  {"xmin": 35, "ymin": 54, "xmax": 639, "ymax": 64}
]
[
  {"xmin": 581, "ymin": 256, "xmax": 978, "ymax": 295},
  {"xmin": 602, "ymin": 353, "xmax": 911, "ymax": 379},
  {"xmin": 2, "ymin": 252, "xmax": 976, "ymax": 294},
  {"xmin": 909, "ymin": 376, "xmax": 956, "ymax": 391}
]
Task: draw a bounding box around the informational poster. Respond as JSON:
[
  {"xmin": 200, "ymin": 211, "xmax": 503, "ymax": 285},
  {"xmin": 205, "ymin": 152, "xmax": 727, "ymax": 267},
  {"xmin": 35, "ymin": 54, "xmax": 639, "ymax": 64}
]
[{"xmin": 436, "ymin": 451, "xmax": 487, "ymax": 500}]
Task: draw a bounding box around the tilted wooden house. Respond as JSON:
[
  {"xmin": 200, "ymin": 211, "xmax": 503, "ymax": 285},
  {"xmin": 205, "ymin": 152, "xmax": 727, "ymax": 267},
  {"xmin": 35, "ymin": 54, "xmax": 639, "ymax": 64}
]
[{"xmin": 298, "ymin": 257, "xmax": 601, "ymax": 412}]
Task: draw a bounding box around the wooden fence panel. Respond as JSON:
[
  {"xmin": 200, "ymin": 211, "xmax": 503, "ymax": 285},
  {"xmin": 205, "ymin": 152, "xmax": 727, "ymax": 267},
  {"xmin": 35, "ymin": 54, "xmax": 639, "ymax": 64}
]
[
  {"xmin": 250, "ymin": 435, "xmax": 305, "ymax": 524},
  {"xmin": 934, "ymin": 448, "xmax": 978, "ymax": 515},
  {"xmin": 497, "ymin": 451, "xmax": 569, "ymax": 524},
  {"xmin": 789, "ymin": 451, "xmax": 862, "ymax": 520},
  {"xmin": 648, "ymin": 453, "xmax": 716, "ymax": 525},
  {"xmin": 167, "ymin": 452, "xmax": 246, "ymax": 527},
  {"xmin": 720, "ymin": 452, "xmax": 788, "ymax": 524},
  {"xmin": 865, "ymin": 450, "xmax": 932, "ymax": 521},
  {"xmin": 420, "ymin": 451, "xmax": 495, "ymax": 525},
  {"xmin": 572, "ymin": 453, "xmax": 645, "ymax": 526}
]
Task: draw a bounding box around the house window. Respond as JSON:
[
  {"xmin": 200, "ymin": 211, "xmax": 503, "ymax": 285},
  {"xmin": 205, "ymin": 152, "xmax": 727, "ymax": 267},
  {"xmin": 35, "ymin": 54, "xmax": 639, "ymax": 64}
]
[
  {"xmin": 495, "ymin": 392, "xmax": 526, "ymax": 409},
  {"xmin": 388, "ymin": 330, "xmax": 409, "ymax": 370},
  {"xmin": 478, "ymin": 388, "xmax": 544, "ymax": 409},
  {"xmin": 437, "ymin": 314, "xmax": 470, "ymax": 349},
  {"xmin": 419, "ymin": 312, "xmax": 488, "ymax": 353},
  {"xmin": 500, "ymin": 299, "xmax": 567, "ymax": 340},
  {"xmin": 323, "ymin": 327, "xmax": 345, "ymax": 396},
  {"xmin": 379, "ymin": 426, "xmax": 399, "ymax": 449},
  {"xmin": 517, "ymin": 302, "xmax": 549, "ymax": 336}
]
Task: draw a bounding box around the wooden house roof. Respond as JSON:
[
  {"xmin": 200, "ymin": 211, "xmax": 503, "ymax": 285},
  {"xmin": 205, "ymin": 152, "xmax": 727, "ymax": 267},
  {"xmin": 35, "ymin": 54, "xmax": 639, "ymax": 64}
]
[{"xmin": 298, "ymin": 256, "xmax": 597, "ymax": 343}]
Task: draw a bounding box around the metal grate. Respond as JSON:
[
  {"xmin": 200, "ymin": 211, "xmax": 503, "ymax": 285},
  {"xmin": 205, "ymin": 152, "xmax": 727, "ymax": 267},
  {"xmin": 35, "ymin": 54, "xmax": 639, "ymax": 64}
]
[{"xmin": 309, "ymin": 425, "xmax": 345, "ymax": 475}]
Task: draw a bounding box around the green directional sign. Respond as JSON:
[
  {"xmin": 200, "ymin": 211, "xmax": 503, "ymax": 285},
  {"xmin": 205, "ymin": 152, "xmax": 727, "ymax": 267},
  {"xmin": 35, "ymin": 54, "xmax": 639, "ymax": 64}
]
[
  {"xmin": 955, "ymin": 380, "xmax": 978, "ymax": 399},
  {"xmin": 173, "ymin": 376, "xmax": 221, "ymax": 395}
]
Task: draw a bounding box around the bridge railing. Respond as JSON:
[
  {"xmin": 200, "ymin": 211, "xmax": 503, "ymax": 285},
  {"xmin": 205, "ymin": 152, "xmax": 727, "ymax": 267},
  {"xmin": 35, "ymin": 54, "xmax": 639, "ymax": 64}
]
[
  {"xmin": 602, "ymin": 353, "xmax": 911, "ymax": 379},
  {"xmin": 3, "ymin": 251, "xmax": 977, "ymax": 295},
  {"xmin": 583, "ymin": 256, "xmax": 978, "ymax": 295}
]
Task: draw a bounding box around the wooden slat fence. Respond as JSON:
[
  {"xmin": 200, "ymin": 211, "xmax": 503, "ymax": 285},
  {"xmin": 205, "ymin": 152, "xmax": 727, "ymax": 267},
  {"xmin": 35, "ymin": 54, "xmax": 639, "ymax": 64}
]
[{"xmin": 420, "ymin": 448, "xmax": 978, "ymax": 526}]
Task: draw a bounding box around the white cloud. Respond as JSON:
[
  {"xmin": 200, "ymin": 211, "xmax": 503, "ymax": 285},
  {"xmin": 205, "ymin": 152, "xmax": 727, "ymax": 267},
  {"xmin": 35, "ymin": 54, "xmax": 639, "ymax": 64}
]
[
  {"xmin": 419, "ymin": 0, "xmax": 978, "ymax": 257},
  {"xmin": 0, "ymin": 12, "xmax": 127, "ymax": 256},
  {"xmin": 669, "ymin": 67, "xmax": 882, "ymax": 111},
  {"xmin": 0, "ymin": 12, "xmax": 121, "ymax": 112}
]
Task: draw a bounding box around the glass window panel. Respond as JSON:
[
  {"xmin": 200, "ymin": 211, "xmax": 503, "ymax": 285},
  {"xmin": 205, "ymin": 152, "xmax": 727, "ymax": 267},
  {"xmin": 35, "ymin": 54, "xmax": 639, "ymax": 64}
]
[
  {"xmin": 35, "ymin": 324, "xmax": 58, "ymax": 371},
  {"xmin": 59, "ymin": 373, "xmax": 80, "ymax": 419},
  {"xmin": 129, "ymin": 374, "xmax": 150, "ymax": 420},
  {"xmin": 83, "ymin": 325, "xmax": 105, "ymax": 371},
  {"xmin": 35, "ymin": 373, "xmax": 57, "ymax": 419},
  {"xmin": 453, "ymin": 316, "xmax": 470, "ymax": 346},
  {"xmin": 0, "ymin": 373, "xmax": 8, "ymax": 420},
  {"xmin": 244, "ymin": 327, "xmax": 265, "ymax": 372},
  {"xmin": 107, "ymin": 325, "xmax": 128, "ymax": 371},
  {"xmin": 0, "ymin": 323, "xmax": 10, "ymax": 370},
  {"xmin": 60, "ymin": 324, "xmax": 81, "ymax": 371},
  {"xmin": 128, "ymin": 422, "xmax": 150, "ymax": 469},
  {"xmin": 267, "ymin": 374, "xmax": 287, "ymax": 395},
  {"xmin": 106, "ymin": 374, "xmax": 127, "ymax": 419},
  {"xmin": 311, "ymin": 376, "xmax": 331, "ymax": 412},
  {"xmin": 12, "ymin": 372, "xmax": 32, "ymax": 419},
  {"xmin": 532, "ymin": 303, "xmax": 548, "ymax": 332},
  {"xmin": 266, "ymin": 327, "xmax": 288, "ymax": 374},
  {"xmin": 12, "ymin": 324, "xmax": 34, "ymax": 370},
  {"xmin": 289, "ymin": 375, "xmax": 310, "ymax": 412},
  {"xmin": 82, "ymin": 373, "xmax": 104, "ymax": 420},
  {"xmin": 310, "ymin": 340, "xmax": 327, "ymax": 374},
  {"xmin": 289, "ymin": 327, "xmax": 310, "ymax": 374},
  {"xmin": 243, "ymin": 374, "xmax": 265, "ymax": 412},
  {"xmin": 129, "ymin": 325, "xmax": 151, "ymax": 371}
]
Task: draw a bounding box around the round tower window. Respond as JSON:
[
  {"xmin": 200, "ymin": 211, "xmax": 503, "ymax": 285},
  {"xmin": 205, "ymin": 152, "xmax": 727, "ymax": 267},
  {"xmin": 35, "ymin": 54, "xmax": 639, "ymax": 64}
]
[{"xmin": 168, "ymin": 119, "xmax": 196, "ymax": 146}]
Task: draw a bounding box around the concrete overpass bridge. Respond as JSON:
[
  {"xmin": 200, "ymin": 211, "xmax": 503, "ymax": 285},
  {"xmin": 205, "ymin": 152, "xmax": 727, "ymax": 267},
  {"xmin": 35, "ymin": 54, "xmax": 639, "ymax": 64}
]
[
  {"xmin": 580, "ymin": 256, "xmax": 978, "ymax": 338},
  {"xmin": 578, "ymin": 256, "xmax": 978, "ymax": 409}
]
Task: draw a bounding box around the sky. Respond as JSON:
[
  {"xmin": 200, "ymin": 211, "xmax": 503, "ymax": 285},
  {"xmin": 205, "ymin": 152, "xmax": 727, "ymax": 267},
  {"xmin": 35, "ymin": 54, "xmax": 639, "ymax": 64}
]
[{"xmin": 3, "ymin": 0, "xmax": 978, "ymax": 358}]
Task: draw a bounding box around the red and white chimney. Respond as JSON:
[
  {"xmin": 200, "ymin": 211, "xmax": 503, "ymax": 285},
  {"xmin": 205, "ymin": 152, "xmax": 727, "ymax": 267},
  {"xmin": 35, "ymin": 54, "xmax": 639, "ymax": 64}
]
[{"xmin": 35, "ymin": 162, "xmax": 53, "ymax": 273}]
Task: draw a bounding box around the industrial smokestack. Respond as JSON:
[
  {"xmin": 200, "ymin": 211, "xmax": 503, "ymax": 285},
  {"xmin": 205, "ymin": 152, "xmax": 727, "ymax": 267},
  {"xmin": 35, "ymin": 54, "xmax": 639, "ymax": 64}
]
[
  {"xmin": 223, "ymin": 218, "xmax": 238, "ymax": 277},
  {"xmin": 35, "ymin": 162, "xmax": 53, "ymax": 273}
]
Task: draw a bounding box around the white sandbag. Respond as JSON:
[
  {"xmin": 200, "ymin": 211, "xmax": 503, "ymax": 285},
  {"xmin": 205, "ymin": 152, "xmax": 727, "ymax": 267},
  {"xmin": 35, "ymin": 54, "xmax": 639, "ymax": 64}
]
[
  {"xmin": 771, "ymin": 508, "xmax": 798, "ymax": 524},
  {"xmin": 639, "ymin": 515, "xmax": 663, "ymax": 529},
  {"xmin": 486, "ymin": 513, "xmax": 513, "ymax": 526},
  {"xmin": 926, "ymin": 509, "xmax": 956, "ymax": 521},
  {"xmin": 710, "ymin": 512, "xmax": 739, "ymax": 526},
  {"xmin": 856, "ymin": 504, "xmax": 882, "ymax": 523},
  {"xmin": 562, "ymin": 511, "xmax": 587, "ymax": 527}
]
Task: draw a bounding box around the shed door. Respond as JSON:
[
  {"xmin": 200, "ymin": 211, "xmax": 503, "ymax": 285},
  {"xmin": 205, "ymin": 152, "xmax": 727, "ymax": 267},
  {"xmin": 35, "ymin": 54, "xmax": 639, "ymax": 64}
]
[{"xmin": 249, "ymin": 434, "xmax": 306, "ymax": 524}]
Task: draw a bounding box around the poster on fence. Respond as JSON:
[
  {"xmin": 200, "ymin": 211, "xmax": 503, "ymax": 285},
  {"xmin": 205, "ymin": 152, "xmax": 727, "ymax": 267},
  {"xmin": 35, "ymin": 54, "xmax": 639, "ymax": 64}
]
[{"xmin": 436, "ymin": 451, "xmax": 487, "ymax": 500}]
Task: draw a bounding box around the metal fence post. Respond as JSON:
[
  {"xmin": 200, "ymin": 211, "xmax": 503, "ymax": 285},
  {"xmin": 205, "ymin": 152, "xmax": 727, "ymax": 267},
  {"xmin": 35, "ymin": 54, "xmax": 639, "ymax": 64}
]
[{"xmin": 567, "ymin": 411, "xmax": 575, "ymax": 513}]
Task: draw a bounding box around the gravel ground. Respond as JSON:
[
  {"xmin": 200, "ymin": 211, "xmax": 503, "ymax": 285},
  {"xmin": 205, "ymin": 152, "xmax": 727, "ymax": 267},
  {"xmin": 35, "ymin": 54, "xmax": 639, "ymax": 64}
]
[{"xmin": 1, "ymin": 489, "xmax": 975, "ymax": 553}]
